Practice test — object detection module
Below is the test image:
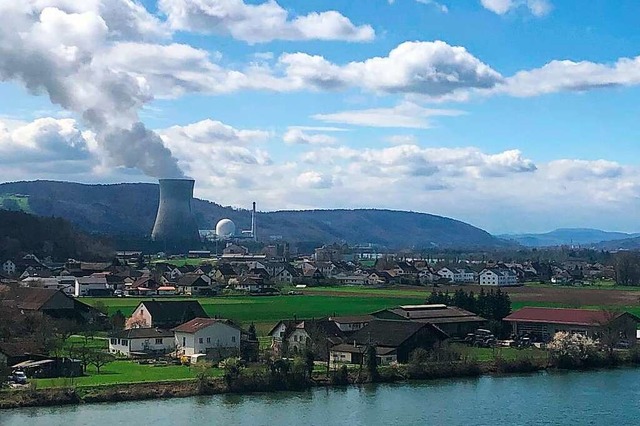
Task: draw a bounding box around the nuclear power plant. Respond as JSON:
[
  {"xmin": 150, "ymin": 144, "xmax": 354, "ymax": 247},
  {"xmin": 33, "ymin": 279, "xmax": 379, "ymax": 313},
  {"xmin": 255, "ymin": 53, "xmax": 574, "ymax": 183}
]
[{"xmin": 151, "ymin": 178, "xmax": 201, "ymax": 249}]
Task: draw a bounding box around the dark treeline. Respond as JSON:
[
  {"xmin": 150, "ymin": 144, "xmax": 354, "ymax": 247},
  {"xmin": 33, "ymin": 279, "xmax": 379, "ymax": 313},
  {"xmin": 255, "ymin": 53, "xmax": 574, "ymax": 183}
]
[
  {"xmin": 426, "ymin": 288, "xmax": 511, "ymax": 321},
  {"xmin": 614, "ymin": 251, "xmax": 640, "ymax": 286},
  {"xmin": 0, "ymin": 210, "xmax": 113, "ymax": 262}
]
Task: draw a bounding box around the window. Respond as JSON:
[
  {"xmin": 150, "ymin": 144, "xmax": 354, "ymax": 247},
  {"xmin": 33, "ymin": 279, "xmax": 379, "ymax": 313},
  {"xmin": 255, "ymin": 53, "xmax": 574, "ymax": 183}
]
[
  {"xmin": 110, "ymin": 339, "xmax": 117, "ymax": 345},
  {"xmin": 155, "ymin": 338, "xmax": 163, "ymax": 345},
  {"xmin": 182, "ymin": 337, "xmax": 186, "ymax": 346},
  {"xmin": 121, "ymin": 339, "xmax": 128, "ymax": 346},
  {"xmin": 206, "ymin": 337, "xmax": 211, "ymax": 343},
  {"xmin": 199, "ymin": 337, "xmax": 204, "ymax": 344},
  {"xmin": 232, "ymin": 336, "xmax": 236, "ymax": 343}
]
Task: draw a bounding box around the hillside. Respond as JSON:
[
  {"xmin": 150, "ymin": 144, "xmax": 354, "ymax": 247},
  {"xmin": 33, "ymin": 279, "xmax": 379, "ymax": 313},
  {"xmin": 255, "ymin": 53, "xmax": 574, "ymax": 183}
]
[
  {"xmin": 0, "ymin": 180, "xmax": 506, "ymax": 249},
  {"xmin": 498, "ymin": 228, "xmax": 640, "ymax": 247},
  {"xmin": 0, "ymin": 210, "xmax": 113, "ymax": 261}
]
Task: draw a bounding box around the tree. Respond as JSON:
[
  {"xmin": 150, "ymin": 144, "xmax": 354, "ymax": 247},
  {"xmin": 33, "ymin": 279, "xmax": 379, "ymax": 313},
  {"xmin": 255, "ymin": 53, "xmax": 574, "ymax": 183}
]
[
  {"xmin": 548, "ymin": 331, "xmax": 598, "ymax": 369},
  {"xmin": 68, "ymin": 345, "xmax": 93, "ymax": 373},
  {"xmin": 247, "ymin": 323, "xmax": 257, "ymax": 341},
  {"xmin": 92, "ymin": 301, "xmax": 109, "ymax": 316},
  {"xmin": 365, "ymin": 345, "xmax": 378, "ymax": 381},
  {"xmin": 304, "ymin": 349, "xmax": 315, "ymax": 379},
  {"xmin": 614, "ymin": 252, "xmax": 640, "ymax": 286},
  {"xmin": 88, "ymin": 350, "xmax": 115, "ymax": 374},
  {"xmin": 595, "ymin": 309, "xmax": 623, "ymax": 357},
  {"xmin": 110, "ymin": 310, "xmax": 126, "ymax": 331}
]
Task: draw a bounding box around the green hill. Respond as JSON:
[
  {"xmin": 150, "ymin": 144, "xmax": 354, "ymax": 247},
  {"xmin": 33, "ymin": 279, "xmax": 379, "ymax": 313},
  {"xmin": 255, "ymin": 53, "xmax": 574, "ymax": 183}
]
[{"xmin": 0, "ymin": 180, "xmax": 506, "ymax": 249}]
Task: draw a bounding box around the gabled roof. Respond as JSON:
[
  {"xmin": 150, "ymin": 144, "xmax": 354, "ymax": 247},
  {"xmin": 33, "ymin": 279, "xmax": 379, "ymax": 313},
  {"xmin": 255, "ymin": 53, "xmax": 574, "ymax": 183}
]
[
  {"xmin": 504, "ymin": 307, "xmax": 639, "ymax": 326},
  {"xmin": 373, "ymin": 304, "xmax": 485, "ymax": 324},
  {"xmin": 111, "ymin": 328, "xmax": 174, "ymax": 340},
  {"xmin": 351, "ymin": 319, "xmax": 447, "ymax": 347},
  {"xmin": 139, "ymin": 300, "xmax": 208, "ymax": 323},
  {"xmin": 216, "ymin": 263, "xmax": 237, "ymax": 275},
  {"xmin": 10, "ymin": 287, "xmax": 58, "ymax": 310},
  {"xmin": 329, "ymin": 314, "xmax": 374, "ymax": 324},
  {"xmin": 177, "ymin": 273, "xmax": 208, "ymax": 287},
  {"xmin": 173, "ymin": 317, "xmax": 239, "ymax": 333}
]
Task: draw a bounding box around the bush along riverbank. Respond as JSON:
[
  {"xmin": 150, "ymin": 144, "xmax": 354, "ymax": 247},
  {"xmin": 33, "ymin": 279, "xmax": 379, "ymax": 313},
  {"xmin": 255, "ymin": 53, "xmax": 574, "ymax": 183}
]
[{"xmin": 3, "ymin": 344, "xmax": 640, "ymax": 410}]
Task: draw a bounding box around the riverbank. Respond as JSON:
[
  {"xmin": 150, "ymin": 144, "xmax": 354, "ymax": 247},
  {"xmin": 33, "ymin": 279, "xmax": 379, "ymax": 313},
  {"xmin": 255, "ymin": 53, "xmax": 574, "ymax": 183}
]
[{"xmin": 0, "ymin": 357, "xmax": 567, "ymax": 410}]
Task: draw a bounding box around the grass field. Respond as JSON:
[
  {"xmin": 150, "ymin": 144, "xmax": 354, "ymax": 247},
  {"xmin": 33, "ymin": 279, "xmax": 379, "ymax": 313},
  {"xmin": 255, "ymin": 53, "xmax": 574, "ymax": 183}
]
[
  {"xmin": 452, "ymin": 344, "xmax": 547, "ymax": 362},
  {"xmin": 34, "ymin": 361, "xmax": 223, "ymax": 388},
  {"xmin": 0, "ymin": 194, "xmax": 31, "ymax": 213},
  {"xmin": 85, "ymin": 293, "xmax": 425, "ymax": 335}
]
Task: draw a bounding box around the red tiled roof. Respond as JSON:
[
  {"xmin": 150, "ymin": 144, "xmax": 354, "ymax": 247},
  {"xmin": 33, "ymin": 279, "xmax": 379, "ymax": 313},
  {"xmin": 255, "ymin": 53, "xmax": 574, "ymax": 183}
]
[
  {"xmin": 173, "ymin": 317, "xmax": 239, "ymax": 333},
  {"xmin": 504, "ymin": 307, "xmax": 626, "ymax": 326}
]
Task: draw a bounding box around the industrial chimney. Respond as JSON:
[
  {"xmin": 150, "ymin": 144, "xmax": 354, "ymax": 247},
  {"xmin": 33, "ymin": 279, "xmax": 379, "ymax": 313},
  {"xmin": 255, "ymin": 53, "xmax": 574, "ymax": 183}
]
[{"xmin": 151, "ymin": 179, "xmax": 201, "ymax": 250}]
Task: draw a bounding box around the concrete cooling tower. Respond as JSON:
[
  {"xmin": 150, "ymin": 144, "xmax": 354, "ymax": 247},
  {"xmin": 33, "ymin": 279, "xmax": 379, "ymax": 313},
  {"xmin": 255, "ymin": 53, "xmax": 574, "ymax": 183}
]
[{"xmin": 151, "ymin": 179, "xmax": 201, "ymax": 249}]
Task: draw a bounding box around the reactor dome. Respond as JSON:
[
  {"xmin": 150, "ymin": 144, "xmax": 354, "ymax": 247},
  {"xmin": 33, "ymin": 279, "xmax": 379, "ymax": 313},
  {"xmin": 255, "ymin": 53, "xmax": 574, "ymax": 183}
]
[{"xmin": 216, "ymin": 219, "xmax": 236, "ymax": 239}]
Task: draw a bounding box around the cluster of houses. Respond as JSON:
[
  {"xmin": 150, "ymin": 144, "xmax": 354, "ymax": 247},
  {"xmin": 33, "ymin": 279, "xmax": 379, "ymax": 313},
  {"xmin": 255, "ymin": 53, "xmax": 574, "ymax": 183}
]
[
  {"xmin": 0, "ymin": 249, "xmax": 622, "ymax": 302},
  {"xmin": 108, "ymin": 300, "xmax": 248, "ymax": 363}
]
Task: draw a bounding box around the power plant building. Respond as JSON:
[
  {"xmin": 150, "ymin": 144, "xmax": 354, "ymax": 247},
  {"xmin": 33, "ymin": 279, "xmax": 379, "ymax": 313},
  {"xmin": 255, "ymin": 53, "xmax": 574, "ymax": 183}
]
[{"xmin": 151, "ymin": 178, "xmax": 201, "ymax": 251}]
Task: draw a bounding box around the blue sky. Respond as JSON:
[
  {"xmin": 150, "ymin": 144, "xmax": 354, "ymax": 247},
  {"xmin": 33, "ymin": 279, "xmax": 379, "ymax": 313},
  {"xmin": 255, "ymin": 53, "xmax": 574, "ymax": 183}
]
[{"xmin": 1, "ymin": 0, "xmax": 640, "ymax": 234}]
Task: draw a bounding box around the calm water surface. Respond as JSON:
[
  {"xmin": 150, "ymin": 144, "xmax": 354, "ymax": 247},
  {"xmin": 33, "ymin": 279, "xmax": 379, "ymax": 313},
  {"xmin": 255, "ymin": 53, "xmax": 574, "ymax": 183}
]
[{"xmin": 3, "ymin": 369, "xmax": 640, "ymax": 426}]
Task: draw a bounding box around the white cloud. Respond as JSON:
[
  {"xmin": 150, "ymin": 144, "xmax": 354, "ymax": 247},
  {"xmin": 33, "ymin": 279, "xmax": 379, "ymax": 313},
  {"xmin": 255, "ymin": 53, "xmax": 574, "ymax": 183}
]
[
  {"xmin": 480, "ymin": 0, "xmax": 551, "ymax": 16},
  {"xmin": 280, "ymin": 41, "xmax": 503, "ymax": 96},
  {"xmin": 283, "ymin": 129, "xmax": 338, "ymax": 145},
  {"xmin": 296, "ymin": 171, "xmax": 334, "ymax": 189},
  {"xmin": 158, "ymin": 0, "xmax": 374, "ymax": 43},
  {"xmin": 312, "ymin": 102, "xmax": 464, "ymax": 129},
  {"xmin": 416, "ymin": 0, "xmax": 449, "ymax": 13},
  {"xmin": 498, "ymin": 56, "xmax": 640, "ymax": 97}
]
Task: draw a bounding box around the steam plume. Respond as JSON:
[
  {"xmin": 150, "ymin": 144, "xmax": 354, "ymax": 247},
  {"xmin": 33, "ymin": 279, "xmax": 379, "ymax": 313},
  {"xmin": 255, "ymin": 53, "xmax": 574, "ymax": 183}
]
[{"xmin": 0, "ymin": 1, "xmax": 184, "ymax": 178}]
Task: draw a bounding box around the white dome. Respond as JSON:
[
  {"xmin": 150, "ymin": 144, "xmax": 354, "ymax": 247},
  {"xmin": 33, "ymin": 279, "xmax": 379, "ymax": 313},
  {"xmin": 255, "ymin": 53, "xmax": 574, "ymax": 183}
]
[{"xmin": 216, "ymin": 219, "xmax": 236, "ymax": 239}]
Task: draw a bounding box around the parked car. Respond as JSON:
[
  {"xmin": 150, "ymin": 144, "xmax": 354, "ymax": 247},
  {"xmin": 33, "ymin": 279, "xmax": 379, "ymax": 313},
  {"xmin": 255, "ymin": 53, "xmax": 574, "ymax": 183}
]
[{"xmin": 8, "ymin": 371, "xmax": 27, "ymax": 385}]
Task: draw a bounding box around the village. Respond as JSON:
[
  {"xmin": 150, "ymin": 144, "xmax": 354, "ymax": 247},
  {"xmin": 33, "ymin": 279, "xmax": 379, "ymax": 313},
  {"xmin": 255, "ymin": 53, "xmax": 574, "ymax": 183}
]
[{"xmin": 1, "ymin": 242, "xmax": 639, "ymax": 393}]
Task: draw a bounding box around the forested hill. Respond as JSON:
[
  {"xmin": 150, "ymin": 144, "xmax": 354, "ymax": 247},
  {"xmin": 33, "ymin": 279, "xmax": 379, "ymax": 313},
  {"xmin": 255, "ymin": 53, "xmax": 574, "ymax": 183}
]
[
  {"xmin": 0, "ymin": 180, "xmax": 507, "ymax": 249},
  {"xmin": 0, "ymin": 210, "xmax": 113, "ymax": 261}
]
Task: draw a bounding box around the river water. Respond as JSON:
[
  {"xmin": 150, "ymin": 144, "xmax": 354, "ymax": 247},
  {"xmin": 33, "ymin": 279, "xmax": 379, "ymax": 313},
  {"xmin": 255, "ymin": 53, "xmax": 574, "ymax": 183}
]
[{"xmin": 3, "ymin": 369, "xmax": 640, "ymax": 426}]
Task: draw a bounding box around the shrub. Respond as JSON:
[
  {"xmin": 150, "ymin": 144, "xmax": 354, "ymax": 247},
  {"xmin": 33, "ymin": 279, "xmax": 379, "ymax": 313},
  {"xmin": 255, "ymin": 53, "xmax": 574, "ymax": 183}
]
[
  {"xmin": 548, "ymin": 332, "xmax": 598, "ymax": 369},
  {"xmin": 494, "ymin": 356, "xmax": 539, "ymax": 374},
  {"xmin": 330, "ymin": 365, "xmax": 349, "ymax": 385}
]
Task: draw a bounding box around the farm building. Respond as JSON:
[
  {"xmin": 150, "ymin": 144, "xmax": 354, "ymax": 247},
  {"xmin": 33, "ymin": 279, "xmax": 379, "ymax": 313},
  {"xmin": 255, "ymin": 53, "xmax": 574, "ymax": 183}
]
[
  {"xmin": 504, "ymin": 307, "xmax": 640, "ymax": 342},
  {"xmin": 125, "ymin": 300, "xmax": 208, "ymax": 329},
  {"xmin": 371, "ymin": 304, "xmax": 486, "ymax": 338}
]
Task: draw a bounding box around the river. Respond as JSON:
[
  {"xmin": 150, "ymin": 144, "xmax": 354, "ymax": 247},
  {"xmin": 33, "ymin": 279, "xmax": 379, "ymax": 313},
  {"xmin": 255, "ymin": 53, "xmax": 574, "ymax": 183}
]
[{"xmin": 3, "ymin": 368, "xmax": 640, "ymax": 426}]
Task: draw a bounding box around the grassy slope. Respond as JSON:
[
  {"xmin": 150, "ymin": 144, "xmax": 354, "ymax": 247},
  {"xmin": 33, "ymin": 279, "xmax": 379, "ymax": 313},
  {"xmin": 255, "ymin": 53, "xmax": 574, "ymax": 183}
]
[
  {"xmin": 86, "ymin": 294, "xmax": 426, "ymax": 335},
  {"xmin": 35, "ymin": 361, "xmax": 222, "ymax": 388}
]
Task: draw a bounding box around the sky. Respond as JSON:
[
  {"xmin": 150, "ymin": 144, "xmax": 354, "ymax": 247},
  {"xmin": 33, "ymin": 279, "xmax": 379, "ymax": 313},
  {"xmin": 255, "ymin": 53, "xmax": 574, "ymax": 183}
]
[{"xmin": 1, "ymin": 0, "xmax": 640, "ymax": 234}]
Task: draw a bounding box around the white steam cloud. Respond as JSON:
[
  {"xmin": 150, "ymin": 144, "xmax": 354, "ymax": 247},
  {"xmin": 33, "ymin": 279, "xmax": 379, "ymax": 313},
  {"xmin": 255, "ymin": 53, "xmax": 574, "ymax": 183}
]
[{"xmin": 0, "ymin": 1, "xmax": 184, "ymax": 178}]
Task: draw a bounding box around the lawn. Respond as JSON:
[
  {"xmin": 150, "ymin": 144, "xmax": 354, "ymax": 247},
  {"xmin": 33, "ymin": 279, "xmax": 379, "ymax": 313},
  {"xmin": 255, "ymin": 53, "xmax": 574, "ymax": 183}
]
[
  {"xmin": 451, "ymin": 344, "xmax": 548, "ymax": 362},
  {"xmin": 84, "ymin": 294, "xmax": 425, "ymax": 335},
  {"xmin": 34, "ymin": 361, "xmax": 223, "ymax": 388}
]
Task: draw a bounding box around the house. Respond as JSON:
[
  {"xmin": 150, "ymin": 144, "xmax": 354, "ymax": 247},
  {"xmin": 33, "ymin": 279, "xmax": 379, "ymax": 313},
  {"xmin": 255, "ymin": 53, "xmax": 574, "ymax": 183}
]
[
  {"xmin": 367, "ymin": 271, "xmax": 394, "ymax": 285},
  {"xmin": 340, "ymin": 319, "xmax": 448, "ymax": 363},
  {"xmin": 335, "ymin": 274, "xmax": 368, "ymax": 286},
  {"xmin": 269, "ymin": 318, "xmax": 345, "ymax": 359},
  {"xmin": 109, "ymin": 328, "xmax": 175, "ymax": 357},
  {"xmin": 223, "ymin": 244, "xmax": 249, "ymax": 256},
  {"xmin": 330, "ymin": 343, "xmax": 398, "ymax": 367},
  {"xmin": 504, "ymin": 307, "xmax": 640, "ymax": 343},
  {"xmin": 177, "ymin": 273, "xmax": 212, "ymax": 296},
  {"xmin": 273, "ymin": 264, "xmax": 299, "ymax": 284},
  {"xmin": 371, "ymin": 304, "xmax": 486, "ymax": 338},
  {"xmin": 75, "ymin": 273, "xmax": 111, "ymax": 297},
  {"xmin": 173, "ymin": 318, "xmax": 241, "ymax": 361},
  {"xmin": 126, "ymin": 300, "xmax": 209, "ymax": 329},
  {"xmin": 125, "ymin": 276, "xmax": 163, "ymax": 296},
  {"xmin": 329, "ymin": 315, "xmax": 374, "ymax": 333},
  {"xmin": 6, "ymin": 288, "xmax": 106, "ymax": 324},
  {"xmin": 20, "ymin": 276, "xmax": 76, "ymax": 295},
  {"xmin": 214, "ymin": 263, "xmax": 237, "ymax": 284},
  {"xmin": 232, "ymin": 275, "xmax": 274, "ymax": 293},
  {"xmin": 479, "ymin": 268, "xmax": 518, "ymax": 286}
]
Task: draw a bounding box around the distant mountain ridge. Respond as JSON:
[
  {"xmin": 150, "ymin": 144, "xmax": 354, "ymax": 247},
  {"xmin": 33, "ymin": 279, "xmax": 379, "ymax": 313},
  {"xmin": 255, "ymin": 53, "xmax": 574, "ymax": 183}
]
[
  {"xmin": 498, "ymin": 228, "xmax": 640, "ymax": 247},
  {"xmin": 0, "ymin": 180, "xmax": 507, "ymax": 249}
]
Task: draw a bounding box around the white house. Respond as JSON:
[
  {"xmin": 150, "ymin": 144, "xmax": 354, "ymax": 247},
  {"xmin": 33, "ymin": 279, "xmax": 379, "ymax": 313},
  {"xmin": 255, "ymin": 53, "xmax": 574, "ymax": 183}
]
[
  {"xmin": 21, "ymin": 276, "xmax": 76, "ymax": 295},
  {"xmin": 437, "ymin": 267, "xmax": 457, "ymax": 282},
  {"xmin": 109, "ymin": 328, "xmax": 175, "ymax": 357},
  {"xmin": 75, "ymin": 273, "xmax": 111, "ymax": 296},
  {"xmin": 329, "ymin": 315, "xmax": 373, "ymax": 332},
  {"xmin": 173, "ymin": 318, "xmax": 241, "ymax": 360},
  {"xmin": 479, "ymin": 268, "xmax": 518, "ymax": 286}
]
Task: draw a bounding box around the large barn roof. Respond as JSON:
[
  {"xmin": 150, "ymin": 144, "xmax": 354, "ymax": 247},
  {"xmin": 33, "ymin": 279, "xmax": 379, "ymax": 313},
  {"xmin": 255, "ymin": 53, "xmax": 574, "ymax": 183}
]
[{"xmin": 504, "ymin": 307, "xmax": 638, "ymax": 326}]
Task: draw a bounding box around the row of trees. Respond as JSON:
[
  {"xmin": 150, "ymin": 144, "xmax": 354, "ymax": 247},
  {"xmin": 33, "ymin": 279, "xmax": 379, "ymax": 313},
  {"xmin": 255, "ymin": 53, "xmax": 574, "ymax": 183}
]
[
  {"xmin": 613, "ymin": 252, "xmax": 640, "ymax": 286},
  {"xmin": 426, "ymin": 288, "xmax": 512, "ymax": 321}
]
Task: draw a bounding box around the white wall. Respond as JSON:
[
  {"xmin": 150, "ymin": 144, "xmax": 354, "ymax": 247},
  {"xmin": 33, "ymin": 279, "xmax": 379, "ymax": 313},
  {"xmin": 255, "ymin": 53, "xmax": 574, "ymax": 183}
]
[
  {"xmin": 176, "ymin": 323, "xmax": 240, "ymax": 356},
  {"xmin": 109, "ymin": 336, "xmax": 175, "ymax": 356}
]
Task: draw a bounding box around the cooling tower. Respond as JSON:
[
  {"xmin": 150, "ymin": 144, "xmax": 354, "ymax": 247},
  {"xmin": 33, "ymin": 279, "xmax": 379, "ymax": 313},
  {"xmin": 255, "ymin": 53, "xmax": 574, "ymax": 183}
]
[{"xmin": 151, "ymin": 179, "xmax": 201, "ymax": 249}]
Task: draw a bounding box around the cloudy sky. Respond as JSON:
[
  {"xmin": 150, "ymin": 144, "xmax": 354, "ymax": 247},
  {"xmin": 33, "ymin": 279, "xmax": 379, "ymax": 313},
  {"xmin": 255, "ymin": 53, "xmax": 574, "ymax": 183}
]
[{"xmin": 1, "ymin": 0, "xmax": 640, "ymax": 234}]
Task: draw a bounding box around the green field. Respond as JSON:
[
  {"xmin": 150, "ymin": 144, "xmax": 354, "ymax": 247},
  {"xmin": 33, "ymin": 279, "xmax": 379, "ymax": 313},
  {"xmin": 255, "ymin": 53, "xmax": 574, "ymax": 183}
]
[
  {"xmin": 85, "ymin": 293, "xmax": 425, "ymax": 335},
  {"xmin": 34, "ymin": 361, "xmax": 223, "ymax": 388},
  {"xmin": 0, "ymin": 194, "xmax": 31, "ymax": 213}
]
